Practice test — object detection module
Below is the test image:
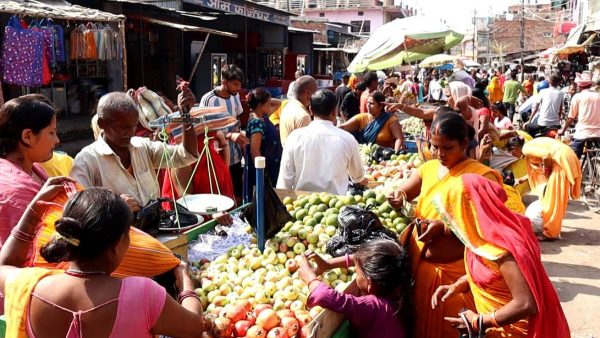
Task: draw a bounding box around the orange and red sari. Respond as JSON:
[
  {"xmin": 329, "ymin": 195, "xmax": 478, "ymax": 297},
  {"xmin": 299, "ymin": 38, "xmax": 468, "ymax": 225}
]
[
  {"xmin": 433, "ymin": 174, "xmax": 570, "ymax": 337},
  {"xmin": 412, "ymin": 159, "xmax": 502, "ymax": 338}
]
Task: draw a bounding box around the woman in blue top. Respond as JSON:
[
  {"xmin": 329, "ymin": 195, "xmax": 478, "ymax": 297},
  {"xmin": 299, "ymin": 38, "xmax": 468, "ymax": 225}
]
[{"xmin": 246, "ymin": 88, "xmax": 283, "ymax": 187}]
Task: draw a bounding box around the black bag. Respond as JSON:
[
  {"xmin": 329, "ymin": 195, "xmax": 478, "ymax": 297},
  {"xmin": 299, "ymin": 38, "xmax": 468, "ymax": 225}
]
[
  {"xmin": 243, "ymin": 175, "xmax": 292, "ymax": 239},
  {"xmin": 326, "ymin": 205, "xmax": 398, "ymax": 257},
  {"xmin": 135, "ymin": 198, "xmax": 199, "ymax": 236}
]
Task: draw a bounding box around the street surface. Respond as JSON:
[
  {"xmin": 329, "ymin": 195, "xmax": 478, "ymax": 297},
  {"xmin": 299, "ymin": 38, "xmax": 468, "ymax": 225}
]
[{"xmin": 541, "ymin": 197, "xmax": 600, "ymax": 337}]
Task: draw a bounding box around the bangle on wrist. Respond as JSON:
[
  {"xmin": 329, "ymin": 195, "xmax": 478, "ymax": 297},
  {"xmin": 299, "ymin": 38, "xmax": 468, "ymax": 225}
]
[
  {"xmin": 11, "ymin": 228, "xmax": 35, "ymax": 242},
  {"xmin": 471, "ymin": 314, "xmax": 480, "ymax": 331},
  {"xmin": 307, "ymin": 278, "xmax": 320, "ymax": 287},
  {"xmin": 490, "ymin": 310, "xmax": 500, "ymax": 327},
  {"xmin": 177, "ymin": 290, "xmax": 199, "ymax": 304}
]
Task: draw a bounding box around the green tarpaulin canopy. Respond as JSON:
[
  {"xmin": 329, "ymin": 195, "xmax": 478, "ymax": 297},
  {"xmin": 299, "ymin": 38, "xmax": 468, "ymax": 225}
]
[{"xmin": 348, "ymin": 16, "xmax": 464, "ymax": 73}]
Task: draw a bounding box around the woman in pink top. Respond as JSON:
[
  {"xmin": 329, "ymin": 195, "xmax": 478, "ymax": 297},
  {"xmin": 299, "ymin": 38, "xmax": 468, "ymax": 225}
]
[
  {"xmin": 298, "ymin": 239, "xmax": 410, "ymax": 338},
  {"xmin": 0, "ymin": 95, "xmax": 59, "ymax": 249},
  {"xmin": 0, "ymin": 180, "xmax": 206, "ymax": 337}
]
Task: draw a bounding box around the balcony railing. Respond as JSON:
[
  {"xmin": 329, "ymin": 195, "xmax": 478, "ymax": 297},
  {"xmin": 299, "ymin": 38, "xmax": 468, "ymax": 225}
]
[{"xmin": 252, "ymin": 0, "xmax": 397, "ymax": 12}]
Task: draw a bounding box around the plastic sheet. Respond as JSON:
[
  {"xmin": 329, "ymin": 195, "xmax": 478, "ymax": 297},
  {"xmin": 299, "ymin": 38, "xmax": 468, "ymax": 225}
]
[{"xmin": 187, "ymin": 213, "xmax": 253, "ymax": 263}]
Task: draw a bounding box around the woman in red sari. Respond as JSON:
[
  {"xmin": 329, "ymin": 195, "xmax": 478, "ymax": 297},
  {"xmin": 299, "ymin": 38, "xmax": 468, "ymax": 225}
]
[
  {"xmin": 430, "ymin": 174, "xmax": 569, "ymax": 337},
  {"xmin": 162, "ymin": 130, "xmax": 235, "ymax": 203}
]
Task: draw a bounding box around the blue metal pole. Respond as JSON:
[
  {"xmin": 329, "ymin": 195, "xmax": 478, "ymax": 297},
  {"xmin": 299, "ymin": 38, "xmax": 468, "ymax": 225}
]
[
  {"xmin": 255, "ymin": 156, "xmax": 266, "ymax": 251},
  {"xmin": 243, "ymin": 144, "xmax": 250, "ymax": 204}
]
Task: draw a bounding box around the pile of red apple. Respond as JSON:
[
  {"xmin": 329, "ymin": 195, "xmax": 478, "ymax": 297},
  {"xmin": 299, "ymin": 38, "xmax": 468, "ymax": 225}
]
[{"xmin": 204, "ymin": 299, "xmax": 318, "ymax": 338}]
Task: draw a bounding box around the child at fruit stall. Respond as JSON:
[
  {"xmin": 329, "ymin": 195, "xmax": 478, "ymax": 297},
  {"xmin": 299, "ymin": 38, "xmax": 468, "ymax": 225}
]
[{"xmin": 297, "ymin": 239, "xmax": 410, "ymax": 338}]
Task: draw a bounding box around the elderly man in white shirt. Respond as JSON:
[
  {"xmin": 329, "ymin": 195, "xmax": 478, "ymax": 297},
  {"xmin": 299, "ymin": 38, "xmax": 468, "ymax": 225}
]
[
  {"xmin": 277, "ymin": 89, "xmax": 367, "ymax": 195},
  {"xmin": 70, "ymin": 91, "xmax": 198, "ymax": 211}
]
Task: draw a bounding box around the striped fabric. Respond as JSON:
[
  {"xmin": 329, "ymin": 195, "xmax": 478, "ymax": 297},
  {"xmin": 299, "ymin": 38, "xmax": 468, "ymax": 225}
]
[
  {"xmin": 31, "ymin": 184, "xmax": 180, "ymax": 277},
  {"xmin": 157, "ymin": 105, "xmax": 239, "ymax": 143},
  {"xmin": 199, "ymin": 89, "xmax": 244, "ymax": 165}
]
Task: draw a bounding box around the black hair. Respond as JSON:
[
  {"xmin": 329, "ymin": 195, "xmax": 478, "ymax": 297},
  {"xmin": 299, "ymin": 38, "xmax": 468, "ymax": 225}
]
[
  {"xmin": 491, "ymin": 101, "xmax": 507, "ymax": 116},
  {"xmin": 247, "ymin": 87, "xmax": 271, "ymax": 110},
  {"xmin": 502, "ymin": 169, "xmax": 515, "ymax": 186},
  {"xmin": 40, "ymin": 187, "xmax": 132, "ymax": 263},
  {"xmin": 430, "ymin": 111, "xmax": 469, "ymax": 142},
  {"xmin": 370, "ymin": 91, "xmax": 386, "ymax": 104},
  {"xmin": 356, "ymin": 82, "xmax": 367, "ymax": 91},
  {"xmin": 221, "ymin": 64, "xmax": 245, "ymax": 84},
  {"xmin": 0, "ymin": 95, "xmax": 56, "ymax": 157},
  {"xmin": 354, "ymin": 239, "xmax": 412, "ymax": 313},
  {"xmin": 550, "ymin": 75, "xmax": 562, "ymax": 87},
  {"xmin": 364, "ymin": 72, "xmax": 378, "ymax": 86},
  {"xmin": 472, "ymin": 88, "xmax": 490, "ymax": 108},
  {"xmin": 538, "ymin": 76, "xmax": 545, "ymax": 82},
  {"xmin": 310, "ymin": 89, "xmax": 337, "ymax": 117},
  {"xmin": 436, "ymin": 106, "xmax": 459, "ymax": 115},
  {"xmin": 506, "ymin": 136, "xmax": 525, "ymax": 149}
]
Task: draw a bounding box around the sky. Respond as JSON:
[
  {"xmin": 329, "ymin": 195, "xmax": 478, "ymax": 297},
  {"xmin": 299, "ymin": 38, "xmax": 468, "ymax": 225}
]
[{"xmin": 400, "ymin": 0, "xmax": 551, "ymax": 32}]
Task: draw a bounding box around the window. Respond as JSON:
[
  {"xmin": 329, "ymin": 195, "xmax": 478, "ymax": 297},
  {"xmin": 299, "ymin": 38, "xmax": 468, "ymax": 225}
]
[
  {"xmin": 319, "ymin": 12, "xmax": 325, "ymax": 17},
  {"xmin": 543, "ymin": 32, "xmax": 552, "ymax": 37},
  {"xmin": 358, "ymin": 11, "xmax": 364, "ymax": 16},
  {"xmin": 350, "ymin": 20, "xmax": 370, "ymax": 33}
]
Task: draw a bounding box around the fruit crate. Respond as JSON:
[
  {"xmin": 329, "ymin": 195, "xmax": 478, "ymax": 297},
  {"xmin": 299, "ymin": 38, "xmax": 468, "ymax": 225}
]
[{"xmin": 184, "ymin": 193, "xmax": 354, "ymax": 338}]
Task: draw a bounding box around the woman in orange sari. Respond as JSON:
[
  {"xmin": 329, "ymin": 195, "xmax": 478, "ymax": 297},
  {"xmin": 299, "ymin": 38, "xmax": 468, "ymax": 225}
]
[
  {"xmin": 387, "ymin": 112, "xmax": 504, "ymax": 338},
  {"xmin": 431, "ymin": 174, "xmax": 569, "ymax": 337}
]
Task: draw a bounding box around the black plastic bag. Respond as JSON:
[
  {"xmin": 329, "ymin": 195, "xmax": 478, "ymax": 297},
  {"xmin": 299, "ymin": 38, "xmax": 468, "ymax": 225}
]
[
  {"xmin": 372, "ymin": 146, "xmax": 404, "ymax": 162},
  {"xmin": 326, "ymin": 205, "xmax": 398, "ymax": 257},
  {"xmin": 135, "ymin": 198, "xmax": 199, "ymax": 236},
  {"xmin": 243, "ymin": 175, "xmax": 293, "ymax": 239}
]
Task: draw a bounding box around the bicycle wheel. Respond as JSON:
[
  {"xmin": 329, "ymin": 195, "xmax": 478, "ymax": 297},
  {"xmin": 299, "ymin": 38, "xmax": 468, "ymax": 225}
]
[{"xmin": 582, "ymin": 156, "xmax": 600, "ymax": 212}]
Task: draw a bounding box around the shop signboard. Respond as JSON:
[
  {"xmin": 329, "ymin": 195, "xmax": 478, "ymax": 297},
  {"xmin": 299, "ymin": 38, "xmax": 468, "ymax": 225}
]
[{"xmin": 187, "ymin": 0, "xmax": 290, "ymax": 26}]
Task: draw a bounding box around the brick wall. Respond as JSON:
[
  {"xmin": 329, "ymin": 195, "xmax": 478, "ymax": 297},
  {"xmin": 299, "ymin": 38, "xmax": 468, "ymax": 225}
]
[{"xmin": 490, "ymin": 18, "xmax": 566, "ymax": 54}]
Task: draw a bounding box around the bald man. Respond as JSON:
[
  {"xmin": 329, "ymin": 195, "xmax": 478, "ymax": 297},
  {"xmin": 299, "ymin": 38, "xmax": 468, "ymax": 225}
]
[
  {"xmin": 70, "ymin": 91, "xmax": 198, "ymax": 211},
  {"xmin": 280, "ymin": 75, "xmax": 318, "ymax": 145}
]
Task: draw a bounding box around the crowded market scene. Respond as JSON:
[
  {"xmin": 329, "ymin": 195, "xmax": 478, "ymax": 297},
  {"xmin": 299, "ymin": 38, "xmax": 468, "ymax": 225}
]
[{"xmin": 0, "ymin": 0, "xmax": 599, "ymax": 337}]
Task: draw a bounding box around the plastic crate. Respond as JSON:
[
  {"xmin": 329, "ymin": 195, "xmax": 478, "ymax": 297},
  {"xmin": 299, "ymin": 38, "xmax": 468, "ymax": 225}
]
[{"xmin": 405, "ymin": 140, "xmax": 418, "ymax": 153}]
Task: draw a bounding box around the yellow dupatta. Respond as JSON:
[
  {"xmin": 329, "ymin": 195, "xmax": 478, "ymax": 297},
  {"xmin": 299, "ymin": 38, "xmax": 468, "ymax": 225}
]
[
  {"xmin": 522, "ymin": 137, "xmax": 581, "ymax": 238},
  {"xmin": 410, "ymin": 159, "xmax": 502, "ymax": 338},
  {"xmin": 5, "ymin": 267, "xmax": 64, "ymax": 338}
]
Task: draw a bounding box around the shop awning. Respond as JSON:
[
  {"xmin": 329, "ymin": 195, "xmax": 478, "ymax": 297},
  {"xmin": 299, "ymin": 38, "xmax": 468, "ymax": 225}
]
[
  {"xmin": 138, "ymin": 16, "xmax": 237, "ymax": 38},
  {"xmin": 554, "ymin": 33, "xmax": 596, "ymax": 55},
  {"xmin": 314, "ymin": 47, "xmax": 360, "ymax": 53},
  {"xmin": 347, "ymin": 16, "xmax": 464, "ymax": 72},
  {"xmin": 288, "ymin": 27, "xmax": 319, "ymax": 34},
  {"xmin": 0, "ymin": 0, "xmax": 124, "ymax": 21}
]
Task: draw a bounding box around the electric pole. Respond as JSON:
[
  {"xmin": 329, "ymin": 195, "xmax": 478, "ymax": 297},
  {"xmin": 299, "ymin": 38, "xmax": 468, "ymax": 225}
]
[
  {"xmin": 520, "ymin": 0, "xmax": 525, "ymax": 81},
  {"xmin": 473, "ymin": 9, "xmax": 477, "ymax": 60}
]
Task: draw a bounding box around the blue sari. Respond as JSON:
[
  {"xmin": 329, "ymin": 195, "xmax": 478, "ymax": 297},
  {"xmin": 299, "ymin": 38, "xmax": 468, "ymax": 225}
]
[{"xmin": 361, "ymin": 112, "xmax": 393, "ymax": 144}]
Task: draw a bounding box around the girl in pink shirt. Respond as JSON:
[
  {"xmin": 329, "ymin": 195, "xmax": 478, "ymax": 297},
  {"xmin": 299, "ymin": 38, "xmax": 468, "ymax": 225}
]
[
  {"xmin": 299, "ymin": 239, "xmax": 410, "ymax": 338},
  {"xmin": 491, "ymin": 102, "xmax": 514, "ymax": 130}
]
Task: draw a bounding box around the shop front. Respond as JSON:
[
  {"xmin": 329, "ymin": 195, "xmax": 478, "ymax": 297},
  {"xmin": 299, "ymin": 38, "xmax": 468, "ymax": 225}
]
[{"xmin": 0, "ymin": 0, "xmax": 126, "ymax": 115}]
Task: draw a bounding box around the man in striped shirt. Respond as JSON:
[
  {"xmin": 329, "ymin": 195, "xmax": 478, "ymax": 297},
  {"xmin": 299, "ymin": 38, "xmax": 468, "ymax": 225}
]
[{"xmin": 199, "ymin": 64, "xmax": 248, "ymax": 201}]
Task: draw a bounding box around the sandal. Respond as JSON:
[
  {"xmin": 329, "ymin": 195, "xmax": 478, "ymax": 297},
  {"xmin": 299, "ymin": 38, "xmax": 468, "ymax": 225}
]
[{"xmin": 536, "ymin": 234, "xmax": 557, "ymax": 242}]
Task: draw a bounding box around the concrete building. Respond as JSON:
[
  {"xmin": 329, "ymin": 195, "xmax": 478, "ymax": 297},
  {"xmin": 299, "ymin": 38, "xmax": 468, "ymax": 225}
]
[{"xmin": 252, "ymin": 0, "xmax": 414, "ymax": 36}]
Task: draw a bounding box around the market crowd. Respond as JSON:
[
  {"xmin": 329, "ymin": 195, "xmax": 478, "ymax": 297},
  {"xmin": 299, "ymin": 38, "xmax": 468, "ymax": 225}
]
[{"xmin": 0, "ymin": 59, "xmax": 596, "ymax": 337}]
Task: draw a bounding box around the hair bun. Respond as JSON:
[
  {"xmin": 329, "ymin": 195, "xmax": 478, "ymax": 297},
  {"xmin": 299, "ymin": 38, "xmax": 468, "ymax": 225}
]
[{"xmin": 55, "ymin": 216, "xmax": 83, "ymax": 240}]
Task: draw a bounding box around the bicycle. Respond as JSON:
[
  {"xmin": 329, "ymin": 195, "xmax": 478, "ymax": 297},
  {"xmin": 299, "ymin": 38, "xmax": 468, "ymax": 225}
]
[{"xmin": 580, "ymin": 139, "xmax": 600, "ymax": 212}]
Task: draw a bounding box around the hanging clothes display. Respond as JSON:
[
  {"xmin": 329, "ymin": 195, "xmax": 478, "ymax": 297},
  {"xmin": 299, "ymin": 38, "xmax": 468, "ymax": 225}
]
[
  {"xmin": 70, "ymin": 23, "xmax": 121, "ymax": 61},
  {"xmin": 2, "ymin": 15, "xmax": 44, "ymax": 87},
  {"xmin": 29, "ymin": 21, "xmax": 54, "ymax": 85}
]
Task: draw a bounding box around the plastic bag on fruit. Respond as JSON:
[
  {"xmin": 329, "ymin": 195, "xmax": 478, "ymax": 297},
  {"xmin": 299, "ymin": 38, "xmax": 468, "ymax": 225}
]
[
  {"xmin": 326, "ymin": 205, "xmax": 399, "ymax": 257},
  {"xmin": 243, "ymin": 174, "xmax": 293, "ymax": 239}
]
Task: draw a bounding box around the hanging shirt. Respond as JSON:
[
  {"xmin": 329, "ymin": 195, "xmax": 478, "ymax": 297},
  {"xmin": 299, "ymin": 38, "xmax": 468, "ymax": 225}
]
[
  {"xmin": 70, "ymin": 135, "xmax": 197, "ymax": 205},
  {"xmin": 199, "ymin": 89, "xmax": 244, "ymax": 166},
  {"xmin": 277, "ymin": 120, "xmax": 365, "ymax": 195}
]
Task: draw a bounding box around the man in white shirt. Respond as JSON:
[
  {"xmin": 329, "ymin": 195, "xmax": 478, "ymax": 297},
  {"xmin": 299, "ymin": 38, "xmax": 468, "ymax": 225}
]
[
  {"xmin": 277, "ymin": 89, "xmax": 367, "ymax": 195},
  {"xmin": 279, "ymin": 75, "xmax": 318, "ymax": 145},
  {"xmin": 559, "ymin": 74, "xmax": 600, "ymax": 158},
  {"xmin": 70, "ymin": 92, "xmax": 198, "ymax": 211},
  {"xmin": 525, "ymin": 75, "xmax": 564, "ymax": 136}
]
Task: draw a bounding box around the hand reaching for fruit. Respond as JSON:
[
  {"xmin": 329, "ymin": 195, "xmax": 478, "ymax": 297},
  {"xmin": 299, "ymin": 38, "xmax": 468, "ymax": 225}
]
[
  {"xmin": 304, "ymin": 251, "xmax": 331, "ymax": 276},
  {"xmin": 297, "ymin": 254, "xmax": 318, "ymax": 290}
]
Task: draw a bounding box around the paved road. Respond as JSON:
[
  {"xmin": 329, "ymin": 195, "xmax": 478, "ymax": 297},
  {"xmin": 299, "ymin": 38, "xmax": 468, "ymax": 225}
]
[{"xmin": 541, "ymin": 199, "xmax": 600, "ymax": 337}]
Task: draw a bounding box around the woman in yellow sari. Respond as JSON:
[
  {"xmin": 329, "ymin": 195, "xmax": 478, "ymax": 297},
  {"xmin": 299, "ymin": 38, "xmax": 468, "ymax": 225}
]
[
  {"xmin": 487, "ymin": 76, "xmax": 504, "ymax": 104},
  {"xmin": 387, "ymin": 112, "xmax": 504, "ymax": 338},
  {"xmin": 430, "ymin": 174, "xmax": 570, "ymax": 337},
  {"xmin": 521, "ymin": 137, "xmax": 581, "ymax": 240}
]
